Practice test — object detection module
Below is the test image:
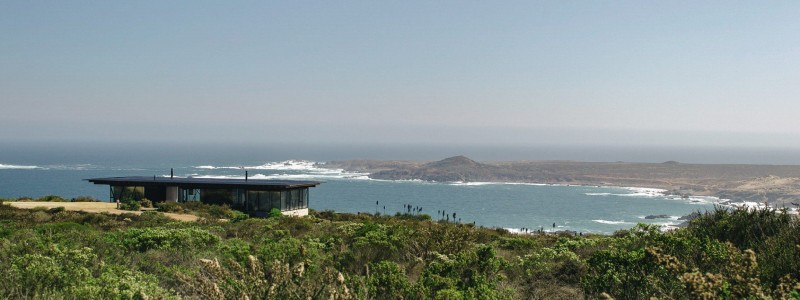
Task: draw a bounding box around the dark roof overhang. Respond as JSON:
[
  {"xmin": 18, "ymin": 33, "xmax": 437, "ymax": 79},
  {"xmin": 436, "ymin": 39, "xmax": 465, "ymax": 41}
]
[{"xmin": 85, "ymin": 176, "xmax": 321, "ymax": 191}]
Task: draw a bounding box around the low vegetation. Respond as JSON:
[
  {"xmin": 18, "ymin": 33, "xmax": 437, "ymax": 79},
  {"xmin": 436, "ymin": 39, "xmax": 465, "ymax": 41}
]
[
  {"xmin": 156, "ymin": 201, "xmax": 250, "ymax": 220},
  {"xmin": 0, "ymin": 201, "xmax": 798, "ymax": 299},
  {"xmin": 1, "ymin": 195, "xmax": 100, "ymax": 202}
]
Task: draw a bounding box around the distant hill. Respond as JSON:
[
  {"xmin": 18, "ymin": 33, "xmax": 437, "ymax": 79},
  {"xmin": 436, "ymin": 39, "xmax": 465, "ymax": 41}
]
[{"xmin": 371, "ymin": 156, "xmax": 506, "ymax": 182}]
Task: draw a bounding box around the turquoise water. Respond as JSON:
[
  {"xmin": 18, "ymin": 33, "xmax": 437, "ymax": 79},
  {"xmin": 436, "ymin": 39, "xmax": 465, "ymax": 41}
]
[{"xmin": 0, "ymin": 160, "xmax": 719, "ymax": 234}]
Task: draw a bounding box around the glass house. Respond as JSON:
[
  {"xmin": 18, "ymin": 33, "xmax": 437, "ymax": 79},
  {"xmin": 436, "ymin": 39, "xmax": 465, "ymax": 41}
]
[{"xmin": 86, "ymin": 176, "xmax": 320, "ymax": 217}]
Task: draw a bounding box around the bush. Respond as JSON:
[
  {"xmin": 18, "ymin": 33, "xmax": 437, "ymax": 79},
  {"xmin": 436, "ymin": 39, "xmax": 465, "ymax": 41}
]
[
  {"xmin": 269, "ymin": 208, "xmax": 283, "ymax": 218},
  {"xmin": 71, "ymin": 196, "xmax": 97, "ymax": 202},
  {"xmin": 230, "ymin": 210, "xmax": 249, "ymax": 222},
  {"xmin": 9, "ymin": 246, "xmax": 96, "ymax": 293},
  {"xmin": 137, "ymin": 211, "xmax": 173, "ymax": 226},
  {"xmin": 120, "ymin": 227, "xmax": 220, "ymax": 252},
  {"xmin": 367, "ymin": 261, "xmax": 413, "ymax": 299},
  {"xmin": 35, "ymin": 195, "xmax": 66, "ymax": 202},
  {"xmin": 156, "ymin": 201, "xmax": 184, "ymax": 213},
  {"xmin": 420, "ymin": 245, "xmax": 511, "ymax": 299},
  {"xmin": 204, "ymin": 204, "xmax": 234, "ymax": 219},
  {"xmin": 217, "ymin": 238, "xmax": 252, "ymax": 264},
  {"xmin": 119, "ymin": 201, "xmax": 141, "ymax": 211},
  {"xmin": 497, "ymin": 236, "xmax": 539, "ymax": 251},
  {"xmin": 139, "ymin": 198, "xmax": 153, "ymax": 208},
  {"xmin": 47, "ymin": 206, "xmax": 66, "ymax": 214}
]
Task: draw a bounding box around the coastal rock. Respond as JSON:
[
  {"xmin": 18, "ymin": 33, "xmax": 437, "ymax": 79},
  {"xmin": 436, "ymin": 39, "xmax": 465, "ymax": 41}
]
[{"xmin": 644, "ymin": 214, "xmax": 670, "ymax": 219}]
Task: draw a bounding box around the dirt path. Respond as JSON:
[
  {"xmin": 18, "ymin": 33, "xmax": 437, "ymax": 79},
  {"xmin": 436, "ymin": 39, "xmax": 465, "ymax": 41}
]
[{"xmin": 6, "ymin": 201, "xmax": 199, "ymax": 221}]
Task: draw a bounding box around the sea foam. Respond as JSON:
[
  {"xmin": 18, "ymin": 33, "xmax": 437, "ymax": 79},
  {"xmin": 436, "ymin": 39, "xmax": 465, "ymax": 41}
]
[
  {"xmin": 189, "ymin": 160, "xmax": 370, "ymax": 181},
  {"xmin": 0, "ymin": 163, "xmax": 40, "ymax": 170},
  {"xmin": 449, "ymin": 181, "xmax": 549, "ymax": 186},
  {"xmin": 593, "ymin": 219, "xmax": 633, "ymax": 225}
]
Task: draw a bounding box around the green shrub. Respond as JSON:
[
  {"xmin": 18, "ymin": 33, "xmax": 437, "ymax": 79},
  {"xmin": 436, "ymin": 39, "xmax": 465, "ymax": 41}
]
[
  {"xmin": 9, "ymin": 246, "xmax": 96, "ymax": 292},
  {"xmin": 137, "ymin": 211, "xmax": 173, "ymax": 226},
  {"xmin": 71, "ymin": 196, "xmax": 97, "ymax": 202},
  {"xmin": 139, "ymin": 198, "xmax": 153, "ymax": 208},
  {"xmin": 230, "ymin": 210, "xmax": 249, "ymax": 222},
  {"xmin": 688, "ymin": 206, "xmax": 793, "ymax": 250},
  {"xmin": 74, "ymin": 265, "xmax": 173, "ymax": 299},
  {"xmin": 421, "ymin": 245, "xmax": 511, "ymax": 299},
  {"xmin": 156, "ymin": 201, "xmax": 184, "ymax": 213},
  {"xmin": 47, "ymin": 206, "xmax": 66, "ymax": 214},
  {"xmin": 217, "ymin": 238, "xmax": 252, "ymax": 264},
  {"xmin": 119, "ymin": 201, "xmax": 141, "ymax": 211},
  {"xmin": 367, "ymin": 261, "xmax": 413, "ymax": 299},
  {"xmin": 204, "ymin": 204, "xmax": 234, "ymax": 219},
  {"xmin": 31, "ymin": 210, "xmax": 52, "ymax": 222},
  {"xmin": 0, "ymin": 224, "xmax": 12, "ymax": 238},
  {"xmin": 257, "ymin": 237, "xmax": 306, "ymax": 264},
  {"xmin": 120, "ymin": 227, "xmax": 220, "ymax": 252},
  {"xmin": 34, "ymin": 222, "xmax": 89, "ymax": 235},
  {"xmin": 497, "ymin": 236, "xmax": 539, "ymax": 251},
  {"xmin": 269, "ymin": 208, "xmax": 283, "ymax": 218},
  {"xmin": 35, "ymin": 195, "xmax": 66, "ymax": 202}
]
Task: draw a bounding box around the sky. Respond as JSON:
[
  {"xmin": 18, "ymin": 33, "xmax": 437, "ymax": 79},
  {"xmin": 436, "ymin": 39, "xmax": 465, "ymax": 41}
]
[{"xmin": 2, "ymin": 1, "xmax": 799, "ymax": 149}]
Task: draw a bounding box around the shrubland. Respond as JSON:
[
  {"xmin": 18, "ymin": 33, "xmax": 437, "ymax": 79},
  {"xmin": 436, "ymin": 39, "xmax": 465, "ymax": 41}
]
[{"xmin": 0, "ymin": 201, "xmax": 798, "ymax": 299}]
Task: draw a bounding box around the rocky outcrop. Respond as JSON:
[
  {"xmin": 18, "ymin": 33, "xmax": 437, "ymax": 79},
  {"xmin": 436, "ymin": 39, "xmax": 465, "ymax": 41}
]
[
  {"xmin": 714, "ymin": 176, "xmax": 800, "ymax": 207},
  {"xmin": 644, "ymin": 214, "xmax": 670, "ymax": 219},
  {"xmin": 370, "ymin": 156, "xmax": 507, "ymax": 182}
]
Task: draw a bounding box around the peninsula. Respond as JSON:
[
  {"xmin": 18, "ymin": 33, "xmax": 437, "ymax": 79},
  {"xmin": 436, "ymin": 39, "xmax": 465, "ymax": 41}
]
[{"xmin": 323, "ymin": 156, "xmax": 800, "ymax": 206}]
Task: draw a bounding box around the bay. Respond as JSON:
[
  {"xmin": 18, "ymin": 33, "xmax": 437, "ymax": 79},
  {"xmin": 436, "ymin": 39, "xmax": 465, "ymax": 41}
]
[{"xmin": 0, "ymin": 160, "xmax": 718, "ymax": 234}]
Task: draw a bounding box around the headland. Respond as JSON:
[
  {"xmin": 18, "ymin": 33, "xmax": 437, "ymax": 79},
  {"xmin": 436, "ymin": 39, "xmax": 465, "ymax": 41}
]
[{"xmin": 323, "ymin": 156, "xmax": 800, "ymax": 207}]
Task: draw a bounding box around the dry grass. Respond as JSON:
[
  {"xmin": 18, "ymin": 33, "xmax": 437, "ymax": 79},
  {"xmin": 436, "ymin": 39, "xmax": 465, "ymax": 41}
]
[{"xmin": 5, "ymin": 201, "xmax": 199, "ymax": 221}]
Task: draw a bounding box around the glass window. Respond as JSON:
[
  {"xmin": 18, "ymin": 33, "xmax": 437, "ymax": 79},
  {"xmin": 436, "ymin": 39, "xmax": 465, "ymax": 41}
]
[
  {"xmin": 247, "ymin": 191, "xmax": 258, "ymax": 211},
  {"xmin": 269, "ymin": 191, "xmax": 281, "ymax": 210},
  {"xmin": 201, "ymin": 189, "xmax": 235, "ymax": 205},
  {"xmin": 289, "ymin": 190, "xmax": 300, "ymax": 210},
  {"xmin": 259, "ymin": 191, "xmax": 271, "ymax": 211}
]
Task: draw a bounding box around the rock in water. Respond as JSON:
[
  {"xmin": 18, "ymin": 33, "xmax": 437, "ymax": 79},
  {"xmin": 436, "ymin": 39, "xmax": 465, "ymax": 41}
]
[{"xmin": 644, "ymin": 214, "xmax": 670, "ymax": 219}]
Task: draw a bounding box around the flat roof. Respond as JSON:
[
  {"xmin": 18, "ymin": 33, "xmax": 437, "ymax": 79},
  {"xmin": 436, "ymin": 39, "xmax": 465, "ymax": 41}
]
[{"xmin": 86, "ymin": 176, "xmax": 321, "ymax": 190}]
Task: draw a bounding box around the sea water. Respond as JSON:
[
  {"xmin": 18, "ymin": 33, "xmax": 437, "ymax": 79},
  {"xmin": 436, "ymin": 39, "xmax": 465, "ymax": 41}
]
[{"xmin": 0, "ymin": 156, "xmax": 724, "ymax": 234}]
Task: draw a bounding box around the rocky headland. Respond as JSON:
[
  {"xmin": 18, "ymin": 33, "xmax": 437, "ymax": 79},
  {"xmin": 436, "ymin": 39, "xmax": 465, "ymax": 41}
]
[{"xmin": 323, "ymin": 156, "xmax": 800, "ymax": 207}]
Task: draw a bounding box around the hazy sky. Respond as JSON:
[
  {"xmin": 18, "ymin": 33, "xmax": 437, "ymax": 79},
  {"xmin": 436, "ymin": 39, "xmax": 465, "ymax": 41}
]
[{"xmin": 2, "ymin": 1, "xmax": 799, "ymax": 148}]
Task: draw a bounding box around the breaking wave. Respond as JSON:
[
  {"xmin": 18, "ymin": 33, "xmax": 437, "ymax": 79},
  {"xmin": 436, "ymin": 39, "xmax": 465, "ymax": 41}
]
[
  {"xmin": 448, "ymin": 181, "xmax": 549, "ymax": 186},
  {"xmin": 593, "ymin": 219, "xmax": 633, "ymax": 225},
  {"xmin": 585, "ymin": 192, "xmax": 612, "ymax": 196},
  {"xmin": 195, "ymin": 160, "xmax": 335, "ymax": 172},
  {"xmin": 0, "ymin": 163, "xmax": 41, "ymax": 170},
  {"xmin": 615, "ymin": 187, "xmax": 667, "ymax": 197}
]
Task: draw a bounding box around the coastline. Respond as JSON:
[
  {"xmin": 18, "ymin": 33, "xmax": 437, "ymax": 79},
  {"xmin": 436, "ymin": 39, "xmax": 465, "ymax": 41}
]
[{"xmin": 322, "ymin": 156, "xmax": 800, "ymax": 208}]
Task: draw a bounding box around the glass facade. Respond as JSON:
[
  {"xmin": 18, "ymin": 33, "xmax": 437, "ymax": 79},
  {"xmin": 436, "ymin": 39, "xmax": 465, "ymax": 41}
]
[
  {"xmin": 285, "ymin": 189, "xmax": 308, "ymax": 210},
  {"xmin": 110, "ymin": 186, "xmax": 145, "ymax": 201},
  {"xmin": 180, "ymin": 188, "xmax": 201, "ymax": 202},
  {"xmin": 109, "ymin": 185, "xmax": 310, "ymax": 214},
  {"xmin": 246, "ymin": 190, "xmax": 283, "ymax": 211}
]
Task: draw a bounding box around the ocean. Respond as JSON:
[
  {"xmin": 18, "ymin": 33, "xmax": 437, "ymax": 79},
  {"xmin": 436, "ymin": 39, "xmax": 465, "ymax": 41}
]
[{"xmin": 0, "ymin": 142, "xmax": 745, "ymax": 234}]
